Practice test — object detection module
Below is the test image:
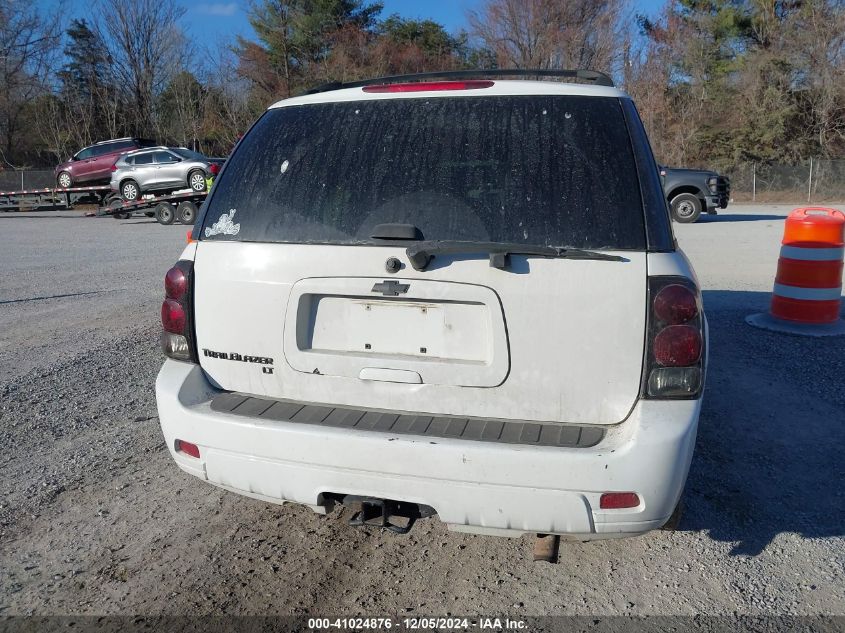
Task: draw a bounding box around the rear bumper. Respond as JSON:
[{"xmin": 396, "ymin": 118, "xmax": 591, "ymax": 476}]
[{"xmin": 155, "ymin": 360, "xmax": 701, "ymax": 539}]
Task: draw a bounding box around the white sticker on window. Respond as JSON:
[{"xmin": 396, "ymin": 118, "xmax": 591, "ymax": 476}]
[{"xmin": 205, "ymin": 209, "xmax": 240, "ymax": 237}]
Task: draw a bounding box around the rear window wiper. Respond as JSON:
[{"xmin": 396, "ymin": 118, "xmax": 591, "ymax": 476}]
[{"xmin": 405, "ymin": 241, "xmax": 627, "ymax": 271}]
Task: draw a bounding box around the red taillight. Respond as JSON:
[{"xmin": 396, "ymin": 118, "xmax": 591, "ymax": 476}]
[
  {"xmin": 653, "ymin": 284, "xmax": 698, "ymax": 324},
  {"xmin": 600, "ymin": 492, "xmax": 640, "ymax": 509},
  {"xmin": 653, "ymin": 325, "xmax": 702, "ymax": 367},
  {"xmin": 643, "ymin": 277, "xmax": 705, "ymax": 399},
  {"xmin": 175, "ymin": 439, "xmax": 200, "ymax": 458},
  {"xmin": 209, "ymin": 163, "xmax": 220, "ymax": 175},
  {"xmin": 110, "ymin": 164, "xmax": 118, "ymax": 171},
  {"xmin": 363, "ymin": 80, "xmax": 494, "ymax": 93},
  {"xmin": 161, "ymin": 260, "xmax": 196, "ymax": 362},
  {"xmin": 161, "ymin": 298, "xmax": 186, "ymax": 334},
  {"xmin": 165, "ymin": 266, "xmax": 187, "ymax": 300}
]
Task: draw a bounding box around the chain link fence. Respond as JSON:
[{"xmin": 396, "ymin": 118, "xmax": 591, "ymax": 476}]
[
  {"xmin": 727, "ymin": 159, "xmax": 845, "ymax": 203},
  {"xmin": 0, "ymin": 170, "xmax": 55, "ymax": 191},
  {"xmin": 2, "ymin": 161, "xmax": 845, "ymax": 203}
]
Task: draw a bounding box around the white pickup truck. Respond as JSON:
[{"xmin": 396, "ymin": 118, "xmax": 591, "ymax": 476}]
[{"xmin": 156, "ymin": 70, "xmax": 706, "ymax": 541}]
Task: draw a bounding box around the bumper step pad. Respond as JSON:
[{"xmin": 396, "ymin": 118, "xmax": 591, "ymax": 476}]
[{"xmin": 210, "ymin": 392, "xmax": 605, "ymax": 448}]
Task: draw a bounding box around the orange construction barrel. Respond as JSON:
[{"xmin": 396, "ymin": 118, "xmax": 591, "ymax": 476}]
[
  {"xmin": 747, "ymin": 207, "xmax": 845, "ymax": 336},
  {"xmin": 782, "ymin": 207, "xmax": 845, "ymax": 246}
]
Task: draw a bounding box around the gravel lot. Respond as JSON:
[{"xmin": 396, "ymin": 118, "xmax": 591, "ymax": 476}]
[{"xmin": 1, "ymin": 205, "xmax": 843, "ymax": 617}]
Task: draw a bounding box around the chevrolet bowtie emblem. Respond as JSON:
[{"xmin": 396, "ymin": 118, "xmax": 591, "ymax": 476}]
[{"xmin": 371, "ymin": 280, "xmax": 410, "ymax": 296}]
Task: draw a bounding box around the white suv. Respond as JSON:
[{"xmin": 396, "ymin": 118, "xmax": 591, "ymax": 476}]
[{"xmin": 156, "ymin": 70, "xmax": 707, "ymax": 540}]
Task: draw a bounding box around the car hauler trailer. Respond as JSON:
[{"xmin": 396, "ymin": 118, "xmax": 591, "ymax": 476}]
[
  {"xmin": 0, "ymin": 185, "xmax": 112, "ymax": 211},
  {"xmin": 98, "ymin": 189, "xmax": 208, "ymax": 225}
]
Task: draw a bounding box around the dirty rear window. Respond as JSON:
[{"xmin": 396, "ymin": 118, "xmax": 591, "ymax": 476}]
[{"xmin": 201, "ymin": 95, "xmax": 646, "ymax": 249}]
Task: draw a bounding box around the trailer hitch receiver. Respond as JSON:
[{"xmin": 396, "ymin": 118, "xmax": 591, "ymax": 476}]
[{"xmin": 344, "ymin": 496, "xmax": 434, "ymax": 534}]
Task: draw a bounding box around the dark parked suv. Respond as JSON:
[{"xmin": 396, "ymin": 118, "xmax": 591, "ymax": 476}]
[{"xmin": 54, "ymin": 137, "xmax": 157, "ymax": 189}]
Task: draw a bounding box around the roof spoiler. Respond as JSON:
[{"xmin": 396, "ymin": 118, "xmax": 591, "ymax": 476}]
[{"xmin": 304, "ymin": 68, "xmax": 614, "ymax": 95}]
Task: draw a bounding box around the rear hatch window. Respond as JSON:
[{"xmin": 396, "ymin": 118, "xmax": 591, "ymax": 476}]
[{"xmin": 201, "ymin": 95, "xmax": 646, "ymax": 250}]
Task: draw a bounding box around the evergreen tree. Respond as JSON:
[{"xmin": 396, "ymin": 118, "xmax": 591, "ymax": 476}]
[
  {"xmin": 57, "ymin": 19, "xmax": 121, "ymax": 145},
  {"xmin": 237, "ymin": 0, "xmax": 383, "ymax": 99}
]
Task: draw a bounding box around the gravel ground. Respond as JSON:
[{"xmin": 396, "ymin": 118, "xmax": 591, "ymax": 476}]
[{"xmin": 0, "ymin": 205, "xmax": 843, "ymax": 617}]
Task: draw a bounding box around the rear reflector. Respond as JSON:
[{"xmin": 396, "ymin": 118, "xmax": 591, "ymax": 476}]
[
  {"xmin": 175, "ymin": 439, "xmax": 200, "ymax": 458},
  {"xmin": 363, "ymin": 80, "xmax": 494, "ymax": 93},
  {"xmin": 600, "ymin": 492, "xmax": 640, "ymax": 509}
]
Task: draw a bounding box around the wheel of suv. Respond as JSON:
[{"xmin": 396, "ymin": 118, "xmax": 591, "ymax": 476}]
[
  {"xmin": 177, "ymin": 201, "xmax": 198, "ymax": 225},
  {"xmin": 670, "ymin": 193, "xmax": 702, "ymax": 223},
  {"xmin": 155, "ymin": 202, "xmax": 176, "ymax": 225},
  {"xmin": 121, "ymin": 179, "xmax": 140, "ymax": 201},
  {"xmin": 188, "ymin": 169, "xmax": 206, "ymax": 192},
  {"xmin": 57, "ymin": 171, "xmax": 72, "ymax": 189}
]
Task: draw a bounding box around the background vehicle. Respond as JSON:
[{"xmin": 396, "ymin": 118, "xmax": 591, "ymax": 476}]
[
  {"xmin": 102, "ymin": 189, "xmax": 208, "ymax": 225},
  {"xmin": 157, "ymin": 70, "xmax": 706, "ymax": 542},
  {"xmin": 111, "ymin": 147, "xmax": 223, "ymax": 201},
  {"xmin": 54, "ymin": 137, "xmax": 156, "ymax": 188},
  {"xmin": 661, "ymin": 165, "xmax": 731, "ymax": 223}
]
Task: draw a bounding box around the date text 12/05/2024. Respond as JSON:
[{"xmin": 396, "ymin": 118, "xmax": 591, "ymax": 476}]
[{"xmin": 307, "ymin": 618, "xmax": 528, "ymax": 630}]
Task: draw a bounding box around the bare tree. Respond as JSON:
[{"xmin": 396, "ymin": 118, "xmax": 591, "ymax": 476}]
[
  {"xmin": 204, "ymin": 43, "xmax": 259, "ymax": 152},
  {"xmin": 792, "ymin": 0, "xmax": 845, "ymax": 156},
  {"xmin": 0, "ymin": 0, "xmax": 61, "ymax": 165},
  {"xmin": 323, "ymin": 19, "xmax": 466, "ymax": 83},
  {"xmin": 96, "ymin": 0, "xmax": 186, "ymax": 137},
  {"xmin": 159, "ymin": 70, "xmax": 207, "ymax": 150},
  {"xmin": 467, "ymin": 0, "xmax": 627, "ymax": 73},
  {"xmin": 623, "ymin": 3, "xmax": 701, "ymax": 166},
  {"xmin": 34, "ymin": 94, "xmax": 73, "ymax": 163}
]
